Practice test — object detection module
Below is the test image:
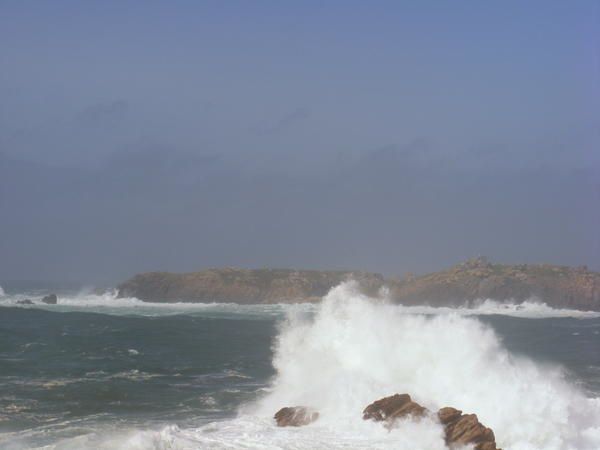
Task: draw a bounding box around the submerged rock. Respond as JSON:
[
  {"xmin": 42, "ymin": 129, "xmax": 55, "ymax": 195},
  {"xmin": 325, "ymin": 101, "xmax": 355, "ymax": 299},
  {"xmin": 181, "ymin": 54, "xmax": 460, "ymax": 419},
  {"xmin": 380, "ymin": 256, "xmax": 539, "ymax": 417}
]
[
  {"xmin": 274, "ymin": 406, "xmax": 319, "ymax": 427},
  {"xmin": 437, "ymin": 407, "xmax": 500, "ymax": 450},
  {"xmin": 16, "ymin": 299, "xmax": 34, "ymax": 305},
  {"xmin": 362, "ymin": 393, "xmax": 427, "ymax": 423},
  {"xmin": 41, "ymin": 294, "xmax": 58, "ymax": 304}
]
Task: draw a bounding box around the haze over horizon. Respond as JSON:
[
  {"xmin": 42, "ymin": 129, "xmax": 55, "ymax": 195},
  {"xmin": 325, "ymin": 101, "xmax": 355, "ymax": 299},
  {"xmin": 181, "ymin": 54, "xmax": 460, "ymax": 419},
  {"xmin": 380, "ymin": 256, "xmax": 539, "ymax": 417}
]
[{"xmin": 1, "ymin": 1, "xmax": 599, "ymax": 284}]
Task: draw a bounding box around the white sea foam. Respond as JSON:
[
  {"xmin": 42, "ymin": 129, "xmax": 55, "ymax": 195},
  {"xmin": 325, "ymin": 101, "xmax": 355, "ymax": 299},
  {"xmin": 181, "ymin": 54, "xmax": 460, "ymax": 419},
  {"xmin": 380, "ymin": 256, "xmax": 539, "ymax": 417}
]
[
  {"xmin": 0, "ymin": 285, "xmax": 5, "ymax": 297},
  {"xmin": 386, "ymin": 298, "xmax": 600, "ymax": 319},
  {"xmin": 26, "ymin": 282, "xmax": 600, "ymax": 450},
  {"xmin": 1, "ymin": 284, "xmax": 599, "ymax": 320}
]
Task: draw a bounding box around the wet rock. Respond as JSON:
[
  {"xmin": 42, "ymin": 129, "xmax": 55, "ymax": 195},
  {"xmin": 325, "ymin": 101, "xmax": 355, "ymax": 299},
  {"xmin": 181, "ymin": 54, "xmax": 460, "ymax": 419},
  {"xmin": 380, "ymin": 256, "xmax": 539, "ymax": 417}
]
[
  {"xmin": 362, "ymin": 394, "xmax": 427, "ymax": 423},
  {"xmin": 437, "ymin": 406, "xmax": 463, "ymax": 424},
  {"xmin": 362, "ymin": 395, "xmax": 501, "ymax": 449},
  {"xmin": 274, "ymin": 406, "xmax": 319, "ymax": 427},
  {"xmin": 16, "ymin": 299, "xmax": 34, "ymax": 305},
  {"xmin": 41, "ymin": 294, "xmax": 58, "ymax": 304},
  {"xmin": 437, "ymin": 407, "xmax": 500, "ymax": 450}
]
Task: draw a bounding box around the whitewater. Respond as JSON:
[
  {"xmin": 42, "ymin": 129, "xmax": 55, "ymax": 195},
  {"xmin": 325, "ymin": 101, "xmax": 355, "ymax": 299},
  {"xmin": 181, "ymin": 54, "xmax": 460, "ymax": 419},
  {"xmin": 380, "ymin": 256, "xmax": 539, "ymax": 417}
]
[{"xmin": 1, "ymin": 283, "xmax": 600, "ymax": 449}]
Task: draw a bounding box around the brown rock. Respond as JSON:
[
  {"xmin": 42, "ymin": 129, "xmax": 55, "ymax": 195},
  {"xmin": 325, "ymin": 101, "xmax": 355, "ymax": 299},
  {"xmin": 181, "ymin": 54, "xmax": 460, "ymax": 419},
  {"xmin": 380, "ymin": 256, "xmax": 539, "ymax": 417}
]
[
  {"xmin": 438, "ymin": 408, "xmax": 500, "ymax": 450},
  {"xmin": 437, "ymin": 406, "xmax": 463, "ymax": 425},
  {"xmin": 362, "ymin": 394, "xmax": 427, "ymax": 423},
  {"xmin": 274, "ymin": 406, "xmax": 319, "ymax": 427}
]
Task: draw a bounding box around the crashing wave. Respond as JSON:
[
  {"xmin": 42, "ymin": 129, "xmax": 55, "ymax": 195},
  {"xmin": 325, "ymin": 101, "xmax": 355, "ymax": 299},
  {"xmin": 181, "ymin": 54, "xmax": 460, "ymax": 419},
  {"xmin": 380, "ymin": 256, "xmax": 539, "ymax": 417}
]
[{"xmin": 11, "ymin": 282, "xmax": 600, "ymax": 449}]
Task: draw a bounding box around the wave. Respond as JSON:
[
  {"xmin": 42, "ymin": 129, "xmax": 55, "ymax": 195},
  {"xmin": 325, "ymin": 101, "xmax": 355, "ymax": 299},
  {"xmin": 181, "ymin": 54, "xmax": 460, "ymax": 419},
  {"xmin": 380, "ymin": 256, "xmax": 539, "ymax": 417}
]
[
  {"xmin": 1, "ymin": 284, "xmax": 599, "ymax": 319},
  {"xmin": 0, "ymin": 284, "xmax": 5, "ymax": 296},
  {"xmin": 25, "ymin": 282, "xmax": 600, "ymax": 450},
  {"xmin": 0, "ymin": 289, "xmax": 317, "ymax": 319},
  {"xmin": 385, "ymin": 298, "xmax": 600, "ymax": 319}
]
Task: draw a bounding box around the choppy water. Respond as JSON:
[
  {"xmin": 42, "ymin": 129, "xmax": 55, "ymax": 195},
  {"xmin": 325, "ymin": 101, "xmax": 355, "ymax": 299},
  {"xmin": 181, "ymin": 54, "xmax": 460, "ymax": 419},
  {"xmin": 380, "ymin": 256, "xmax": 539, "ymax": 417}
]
[{"xmin": 1, "ymin": 282, "xmax": 600, "ymax": 449}]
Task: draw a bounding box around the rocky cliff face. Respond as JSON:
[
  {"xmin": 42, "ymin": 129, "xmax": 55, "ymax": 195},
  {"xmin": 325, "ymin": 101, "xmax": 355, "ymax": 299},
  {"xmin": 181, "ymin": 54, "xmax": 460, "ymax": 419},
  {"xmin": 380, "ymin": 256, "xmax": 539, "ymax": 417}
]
[
  {"xmin": 117, "ymin": 259, "xmax": 600, "ymax": 310},
  {"xmin": 117, "ymin": 268, "xmax": 384, "ymax": 303},
  {"xmin": 387, "ymin": 257, "xmax": 600, "ymax": 311}
]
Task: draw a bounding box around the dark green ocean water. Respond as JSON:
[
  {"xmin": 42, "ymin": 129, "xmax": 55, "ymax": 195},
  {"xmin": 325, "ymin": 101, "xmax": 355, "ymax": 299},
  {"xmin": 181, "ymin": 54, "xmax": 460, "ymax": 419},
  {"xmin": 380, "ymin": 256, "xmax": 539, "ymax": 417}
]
[{"xmin": 1, "ymin": 286, "xmax": 599, "ymax": 449}]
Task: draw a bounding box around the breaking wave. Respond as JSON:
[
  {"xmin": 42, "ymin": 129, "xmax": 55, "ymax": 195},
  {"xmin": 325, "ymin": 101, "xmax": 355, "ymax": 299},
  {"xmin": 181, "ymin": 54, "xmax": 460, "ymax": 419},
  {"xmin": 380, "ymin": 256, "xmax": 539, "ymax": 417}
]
[
  {"xmin": 29, "ymin": 282, "xmax": 600, "ymax": 450},
  {"xmin": 1, "ymin": 284, "xmax": 599, "ymax": 319}
]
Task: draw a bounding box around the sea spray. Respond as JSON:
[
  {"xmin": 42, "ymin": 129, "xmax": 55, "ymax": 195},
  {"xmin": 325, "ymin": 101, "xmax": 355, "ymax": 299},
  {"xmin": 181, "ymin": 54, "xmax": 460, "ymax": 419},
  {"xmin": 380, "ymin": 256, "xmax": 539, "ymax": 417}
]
[
  {"xmin": 248, "ymin": 282, "xmax": 600, "ymax": 450},
  {"xmin": 4, "ymin": 283, "xmax": 600, "ymax": 449}
]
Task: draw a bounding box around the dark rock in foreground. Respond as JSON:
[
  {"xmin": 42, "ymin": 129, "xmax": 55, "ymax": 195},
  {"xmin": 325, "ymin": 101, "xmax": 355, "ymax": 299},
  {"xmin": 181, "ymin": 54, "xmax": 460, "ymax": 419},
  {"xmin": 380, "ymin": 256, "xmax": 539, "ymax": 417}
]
[
  {"xmin": 274, "ymin": 406, "xmax": 319, "ymax": 427},
  {"xmin": 362, "ymin": 393, "xmax": 426, "ymax": 423},
  {"xmin": 438, "ymin": 407, "xmax": 499, "ymax": 450},
  {"xmin": 362, "ymin": 394, "xmax": 501, "ymax": 450},
  {"xmin": 41, "ymin": 294, "xmax": 57, "ymax": 304},
  {"xmin": 118, "ymin": 268, "xmax": 383, "ymax": 303}
]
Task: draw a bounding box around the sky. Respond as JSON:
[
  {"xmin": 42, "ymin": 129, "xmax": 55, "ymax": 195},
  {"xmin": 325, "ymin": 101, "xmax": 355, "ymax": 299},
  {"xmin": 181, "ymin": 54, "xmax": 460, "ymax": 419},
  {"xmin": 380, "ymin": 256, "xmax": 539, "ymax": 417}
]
[{"xmin": 0, "ymin": 1, "xmax": 599, "ymax": 283}]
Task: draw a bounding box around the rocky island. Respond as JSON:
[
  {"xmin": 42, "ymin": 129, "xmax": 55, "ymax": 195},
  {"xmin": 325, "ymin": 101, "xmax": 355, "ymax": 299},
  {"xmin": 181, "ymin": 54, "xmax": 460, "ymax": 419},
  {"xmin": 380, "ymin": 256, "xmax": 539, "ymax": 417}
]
[
  {"xmin": 117, "ymin": 268, "xmax": 383, "ymax": 303},
  {"xmin": 387, "ymin": 257, "xmax": 600, "ymax": 311},
  {"xmin": 117, "ymin": 258, "xmax": 600, "ymax": 310}
]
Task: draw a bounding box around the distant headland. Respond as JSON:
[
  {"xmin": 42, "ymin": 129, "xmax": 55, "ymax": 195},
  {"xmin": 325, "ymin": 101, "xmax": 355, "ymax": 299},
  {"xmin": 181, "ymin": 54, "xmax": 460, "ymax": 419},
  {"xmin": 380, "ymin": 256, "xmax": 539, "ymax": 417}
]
[{"xmin": 117, "ymin": 258, "xmax": 600, "ymax": 311}]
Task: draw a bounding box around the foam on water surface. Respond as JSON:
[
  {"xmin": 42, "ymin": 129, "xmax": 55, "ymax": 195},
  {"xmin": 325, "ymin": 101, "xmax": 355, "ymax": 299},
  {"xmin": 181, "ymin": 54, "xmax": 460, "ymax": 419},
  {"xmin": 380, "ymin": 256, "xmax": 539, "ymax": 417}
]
[
  {"xmin": 13, "ymin": 282, "xmax": 600, "ymax": 450},
  {"xmin": 1, "ymin": 284, "xmax": 599, "ymax": 320}
]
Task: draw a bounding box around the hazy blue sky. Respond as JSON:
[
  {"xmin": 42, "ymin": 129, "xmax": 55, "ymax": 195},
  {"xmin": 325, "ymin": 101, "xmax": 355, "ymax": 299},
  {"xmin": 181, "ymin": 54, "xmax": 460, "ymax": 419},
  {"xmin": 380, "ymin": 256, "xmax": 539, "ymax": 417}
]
[{"xmin": 1, "ymin": 1, "xmax": 599, "ymax": 283}]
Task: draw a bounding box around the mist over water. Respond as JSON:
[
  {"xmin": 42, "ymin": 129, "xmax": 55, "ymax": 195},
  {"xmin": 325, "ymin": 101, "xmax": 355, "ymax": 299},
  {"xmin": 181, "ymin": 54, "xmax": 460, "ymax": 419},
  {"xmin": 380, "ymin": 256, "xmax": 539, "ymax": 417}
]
[{"xmin": 1, "ymin": 283, "xmax": 600, "ymax": 449}]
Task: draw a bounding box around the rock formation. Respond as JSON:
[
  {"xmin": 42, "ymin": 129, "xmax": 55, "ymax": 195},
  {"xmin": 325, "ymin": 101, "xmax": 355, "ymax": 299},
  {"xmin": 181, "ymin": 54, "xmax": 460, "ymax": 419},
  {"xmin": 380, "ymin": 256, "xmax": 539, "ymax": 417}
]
[
  {"xmin": 41, "ymin": 294, "xmax": 57, "ymax": 304},
  {"xmin": 273, "ymin": 394, "xmax": 501, "ymax": 448},
  {"xmin": 361, "ymin": 394, "xmax": 501, "ymax": 450},
  {"xmin": 362, "ymin": 393, "xmax": 426, "ymax": 423},
  {"xmin": 274, "ymin": 406, "xmax": 319, "ymax": 427},
  {"xmin": 117, "ymin": 259, "xmax": 600, "ymax": 310},
  {"xmin": 437, "ymin": 407, "xmax": 499, "ymax": 450},
  {"xmin": 16, "ymin": 299, "xmax": 34, "ymax": 305},
  {"xmin": 387, "ymin": 257, "xmax": 600, "ymax": 311},
  {"xmin": 117, "ymin": 268, "xmax": 383, "ymax": 303}
]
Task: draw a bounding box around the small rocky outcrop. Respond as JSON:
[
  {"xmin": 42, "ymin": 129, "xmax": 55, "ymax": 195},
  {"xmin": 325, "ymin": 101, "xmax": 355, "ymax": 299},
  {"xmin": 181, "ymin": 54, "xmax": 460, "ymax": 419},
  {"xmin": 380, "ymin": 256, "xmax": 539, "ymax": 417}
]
[
  {"xmin": 362, "ymin": 393, "xmax": 426, "ymax": 423},
  {"xmin": 273, "ymin": 394, "xmax": 501, "ymax": 449},
  {"xmin": 16, "ymin": 299, "xmax": 34, "ymax": 305},
  {"xmin": 274, "ymin": 406, "xmax": 319, "ymax": 427},
  {"xmin": 361, "ymin": 394, "xmax": 501, "ymax": 450},
  {"xmin": 438, "ymin": 407, "xmax": 499, "ymax": 450},
  {"xmin": 41, "ymin": 294, "xmax": 57, "ymax": 304}
]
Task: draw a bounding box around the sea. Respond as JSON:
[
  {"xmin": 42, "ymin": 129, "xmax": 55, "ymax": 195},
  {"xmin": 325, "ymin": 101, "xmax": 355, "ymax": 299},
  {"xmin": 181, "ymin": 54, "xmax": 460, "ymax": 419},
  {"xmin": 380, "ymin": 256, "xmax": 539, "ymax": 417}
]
[{"xmin": 1, "ymin": 281, "xmax": 599, "ymax": 450}]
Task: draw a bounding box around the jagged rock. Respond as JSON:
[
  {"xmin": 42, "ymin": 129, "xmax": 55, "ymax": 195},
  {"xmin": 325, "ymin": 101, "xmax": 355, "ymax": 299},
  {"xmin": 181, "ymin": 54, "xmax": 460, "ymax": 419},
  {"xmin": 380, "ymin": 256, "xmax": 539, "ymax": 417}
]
[
  {"xmin": 41, "ymin": 294, "xmax": 57, "ymax": 304},
  {"xmin": 362, "ymin": 394, "xmax": 427, "ymax": 423},
  {"xmin": 274, "ymin": 406, "xmax": 319, "ymax": 427},
  {"xmin": 361, "ymin": 395, "xmax": 501, "ymax": 450},
  {"xmin": 437, "ymin": 407, "xmax": 500, "ymax": 450},
  {"xmin": 16, "ymin": 299, "xmax": 34, "ymax": 305},
  {"xmin": 437, "ymin": 406, "xmax": 463, "ymax": 424}
]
